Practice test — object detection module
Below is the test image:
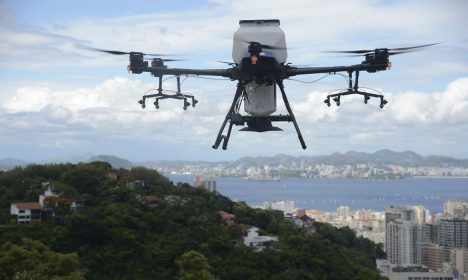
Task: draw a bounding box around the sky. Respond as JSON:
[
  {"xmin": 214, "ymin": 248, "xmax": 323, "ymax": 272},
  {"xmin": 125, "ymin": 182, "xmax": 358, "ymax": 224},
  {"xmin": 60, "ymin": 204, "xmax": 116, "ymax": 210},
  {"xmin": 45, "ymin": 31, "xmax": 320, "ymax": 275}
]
[{"xmin": 0, "ymin": 0, "xmax": 467, "ymax": 162}]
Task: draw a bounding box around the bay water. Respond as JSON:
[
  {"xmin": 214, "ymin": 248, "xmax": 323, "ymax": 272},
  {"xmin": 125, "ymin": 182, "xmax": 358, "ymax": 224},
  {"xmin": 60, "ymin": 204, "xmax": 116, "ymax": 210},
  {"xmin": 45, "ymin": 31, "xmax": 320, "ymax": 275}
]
[{"xmin": 166, "ymin": 174, "xmax": 468, "ymax": 213}]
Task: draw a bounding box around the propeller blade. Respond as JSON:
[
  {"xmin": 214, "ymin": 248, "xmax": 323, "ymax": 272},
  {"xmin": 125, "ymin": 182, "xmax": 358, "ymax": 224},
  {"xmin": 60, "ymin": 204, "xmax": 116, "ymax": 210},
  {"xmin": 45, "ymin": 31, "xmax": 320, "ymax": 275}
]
[
  {"xmin": 323, "ymin": 49, "xmax": 372, "ymax": 54},
  {"xmin": 216, "ymin": 60, "xmax": 237, "ymax": 66},
  {"xmin": 388, "ymin": 49, "xmax": 419, "ymax": 56},
  {"xmin": 84, "ymin": 46, "xmax": 130, "ymax": 55},
  {"xmin": 144, "ymin": 52, "xmax": 175, "ymax": 57},
  {"xmin": 161, "ymin": 58, "xmax": 185, "ymax": 62},
  {"xmin": 388, "ymin": 42, "xmax": 441, "ymax": 51},
  {"xmin": 260, "ymin": 43, "xmax": 288, "ymax": 50},
  {"xmin": 236, "ymin": 38, "xmax": 288, "ymax": 51},
  {"xmin": 81, "ymin": 45, "xmax": 172, "ymax": 57},
  {"xmin": 323, "ymin": 42, "xmax": 440, "ymax": 55}
]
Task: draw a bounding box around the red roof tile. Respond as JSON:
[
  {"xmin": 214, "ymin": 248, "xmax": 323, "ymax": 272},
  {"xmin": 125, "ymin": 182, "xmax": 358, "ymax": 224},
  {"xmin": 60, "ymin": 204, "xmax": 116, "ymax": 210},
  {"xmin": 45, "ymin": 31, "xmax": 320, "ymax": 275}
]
[{"xmin": 14, "ymin": 202, "xmax": 42, "ymax": 210}]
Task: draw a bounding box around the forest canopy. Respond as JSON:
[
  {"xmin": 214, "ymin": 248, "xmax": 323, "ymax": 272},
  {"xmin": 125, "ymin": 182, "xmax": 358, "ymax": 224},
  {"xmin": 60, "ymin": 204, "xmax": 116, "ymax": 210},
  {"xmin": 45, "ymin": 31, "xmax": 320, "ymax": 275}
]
[{"xmin": 0, "ymin": 162, "xmax": 385, "ymax": 280}]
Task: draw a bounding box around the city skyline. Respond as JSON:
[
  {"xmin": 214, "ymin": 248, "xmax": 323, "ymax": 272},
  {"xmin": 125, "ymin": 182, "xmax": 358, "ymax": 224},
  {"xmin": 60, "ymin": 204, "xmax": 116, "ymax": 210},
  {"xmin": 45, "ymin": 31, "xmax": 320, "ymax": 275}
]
[{"xmin": 1, "ymin": 0, "xmax": 467, "ymax": 161}]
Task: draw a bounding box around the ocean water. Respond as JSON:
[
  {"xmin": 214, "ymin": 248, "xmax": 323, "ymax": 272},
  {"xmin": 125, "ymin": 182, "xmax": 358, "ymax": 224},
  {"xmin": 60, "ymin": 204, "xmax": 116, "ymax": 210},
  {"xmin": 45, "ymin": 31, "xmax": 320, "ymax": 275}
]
[{"xmin": 166, "ymin": 174, "xmax": 468, "ymax": 213}]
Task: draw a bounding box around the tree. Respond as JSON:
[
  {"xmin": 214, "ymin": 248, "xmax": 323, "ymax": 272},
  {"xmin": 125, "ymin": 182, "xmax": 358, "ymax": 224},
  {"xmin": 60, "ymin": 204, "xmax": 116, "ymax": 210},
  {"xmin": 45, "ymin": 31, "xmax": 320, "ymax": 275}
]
[
  {"xmin": 0, "ymin": 238, "xmax": 85, "ymax": 280},
  {"xmin": 176, "ymin": 250, "xmax": 216, "ymax": 280}
]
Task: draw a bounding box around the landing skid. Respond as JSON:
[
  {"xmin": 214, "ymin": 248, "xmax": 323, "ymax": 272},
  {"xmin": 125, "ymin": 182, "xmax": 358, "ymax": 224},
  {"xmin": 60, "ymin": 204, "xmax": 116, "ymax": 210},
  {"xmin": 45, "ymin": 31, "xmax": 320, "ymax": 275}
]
[
  {"xmin": 138, "ymin": 76, "xmax": 198, "ymax": 110},
  {"xmin": 324, "ymin": 71, "xmax": 388, "ymax": 108},
  {"xmin": 212, "ymin": 80, "xmax": 306, "ymax": 150}
]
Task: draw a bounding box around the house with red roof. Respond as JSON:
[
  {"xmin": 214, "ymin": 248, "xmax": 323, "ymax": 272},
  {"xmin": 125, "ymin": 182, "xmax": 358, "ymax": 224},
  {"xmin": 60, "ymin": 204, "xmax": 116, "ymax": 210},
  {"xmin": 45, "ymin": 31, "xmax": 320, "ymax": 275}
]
[{"xmin": 10, "ymin": 202, "xmax": 42, "ymax": 224}]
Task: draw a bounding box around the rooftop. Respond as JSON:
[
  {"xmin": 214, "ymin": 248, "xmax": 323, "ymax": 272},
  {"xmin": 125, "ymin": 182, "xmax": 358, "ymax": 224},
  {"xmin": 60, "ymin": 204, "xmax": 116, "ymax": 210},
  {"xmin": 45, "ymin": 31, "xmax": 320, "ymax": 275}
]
[{"xmin": 13, "ymin": 202, "xmax": 42, "ymax": 210}]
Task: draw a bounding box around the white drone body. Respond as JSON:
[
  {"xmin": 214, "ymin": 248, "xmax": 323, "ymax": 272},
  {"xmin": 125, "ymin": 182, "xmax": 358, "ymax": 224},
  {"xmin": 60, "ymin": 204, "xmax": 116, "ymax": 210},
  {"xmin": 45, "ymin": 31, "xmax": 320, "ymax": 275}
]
[{"xmin": 232, "ymin": 20, "xmax": 287, "ymax": 116}]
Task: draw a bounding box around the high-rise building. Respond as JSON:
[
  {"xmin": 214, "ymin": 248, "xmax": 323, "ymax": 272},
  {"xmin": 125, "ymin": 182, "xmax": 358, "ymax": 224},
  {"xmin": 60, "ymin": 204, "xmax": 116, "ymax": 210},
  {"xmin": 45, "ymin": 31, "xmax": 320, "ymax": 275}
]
[
  {"xmin": 385, "ymin": 206, "xmax": 417, "ymax": 253},
  {"xmin": 194, "ymin": 175, "xmax": 216, "ymax": 192},
  {"xmin": 407, "ymin": 205, "xmax": 430, "ymax": 225},
  {"xmin": 439, "ymin": 219, "xmax": 468, "ymax": 261},
  {"xmin": 421, "ymin": 222, "xmax": 440, "ymax": 244},
  {"xmin": 336, "ymin": 206, "xmax": 350, "ymax": 218},
  {"xmin": 444, "ymin": 200, "xmax": 468, "ymax": 219},
  {"xmin": 385, "ymin": 206, "xmax": 415, "ymax": 224},
  {"xmin": 451, "ymin": 248, "xmax": 468, "ymax": 279},
  {"xmin": 386, "ymin": 220, "xmax": 421, "ymax": 266},
  {"xmin": 420, "ymin": 243, "xmax": 444, "ymax": 272},
  {"xmin": 354, "ymin": 208, "xmax": 373, "ymax": 220}
]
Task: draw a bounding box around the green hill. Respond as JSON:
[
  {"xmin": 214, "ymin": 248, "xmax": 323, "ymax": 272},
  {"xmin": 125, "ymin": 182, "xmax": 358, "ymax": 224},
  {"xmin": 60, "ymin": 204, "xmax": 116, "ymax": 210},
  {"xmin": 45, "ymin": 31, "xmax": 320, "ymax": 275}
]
[{"xmin": 0, "ymin": 162, "xmax": 386, "ymax": 280}]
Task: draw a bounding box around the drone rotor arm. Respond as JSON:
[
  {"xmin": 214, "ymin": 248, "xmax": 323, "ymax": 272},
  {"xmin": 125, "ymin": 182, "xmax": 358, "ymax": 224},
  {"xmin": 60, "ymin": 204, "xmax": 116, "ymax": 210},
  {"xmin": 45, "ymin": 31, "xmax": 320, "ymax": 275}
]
[
  {"xmin": 285, "ymin": 64, "xmax": 387, "ymax": 77},
  {"xmin": 129, "ymin": 65, "xmax": 233, "ymax": 78}
]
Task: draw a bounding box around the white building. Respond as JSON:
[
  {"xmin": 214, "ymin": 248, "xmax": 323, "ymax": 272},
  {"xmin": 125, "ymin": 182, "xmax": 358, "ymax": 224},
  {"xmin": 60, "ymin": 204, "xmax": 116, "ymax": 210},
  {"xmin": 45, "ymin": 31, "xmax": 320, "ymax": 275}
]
[
  {"xmin": 386, "ymin": 220, "xmax": 421, "ymax": 266},
  {"xmin": 445, "ymin": 201, "xmax": 468, "ymax": 219},
  {"xmin": 354, "ymin": 208, "xmax": 374, "ymax": 221},
  {"xmin": 243, "ymin": 227, "xmax": 278, "ymax": 251},
  {"xmin": 376, "ymin": 259, "xmax": 454, "ymax": 280},
  {"xmin": 39, "ymin": 183, "xmax": 58, "ymax": 206},
  {"xmin": 336, "ymin": 206, "xmax": 350, "ymax": 218},
  {"xmin": 358, "ymin": 230, "xmax": 385, "ymax": 245},
  {"xmin": 10, "ymin": 202, "xmax": 42, "ymax": 224},
  {"xmin": 407, "ymin": 205, "xmax": 431, "ymax": 225},
  {"xmin": 267, "ymin": 200, "xmax": 295, "ymax": 216}
]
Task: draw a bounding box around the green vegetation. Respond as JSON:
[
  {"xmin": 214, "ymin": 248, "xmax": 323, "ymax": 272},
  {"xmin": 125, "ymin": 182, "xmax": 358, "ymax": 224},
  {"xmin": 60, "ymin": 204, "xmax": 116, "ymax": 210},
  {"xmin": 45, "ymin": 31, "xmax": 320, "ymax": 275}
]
[
  {"xmin": 0, "ymin": 162, "xmax": 386, "ymax": 279},
  {"xmin": 0, "ymin": 238, "xmax": 85, "ymax": 280}
]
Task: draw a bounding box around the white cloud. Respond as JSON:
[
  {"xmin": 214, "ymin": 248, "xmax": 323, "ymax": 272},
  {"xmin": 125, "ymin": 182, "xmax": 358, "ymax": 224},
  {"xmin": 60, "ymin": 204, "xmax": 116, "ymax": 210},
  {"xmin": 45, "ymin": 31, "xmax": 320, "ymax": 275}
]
[
  {"xmin": 1, "ymin": 75, "xmax": 467, "ymax": 159},
  {"xmin": 1, "ymin": 0, "xmax": 467, "ymax": 72},
  {"xmin": 1, "ymin": 0, "xmax": 467, "ymax": 160}
]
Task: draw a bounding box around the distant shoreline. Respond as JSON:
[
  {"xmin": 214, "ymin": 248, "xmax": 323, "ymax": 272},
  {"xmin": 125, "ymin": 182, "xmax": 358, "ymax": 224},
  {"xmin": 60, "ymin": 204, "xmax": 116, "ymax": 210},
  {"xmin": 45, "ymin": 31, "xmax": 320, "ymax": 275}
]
[{"xmin": 413, "ymin": 176, "xmax": 468, "ymax": 179}]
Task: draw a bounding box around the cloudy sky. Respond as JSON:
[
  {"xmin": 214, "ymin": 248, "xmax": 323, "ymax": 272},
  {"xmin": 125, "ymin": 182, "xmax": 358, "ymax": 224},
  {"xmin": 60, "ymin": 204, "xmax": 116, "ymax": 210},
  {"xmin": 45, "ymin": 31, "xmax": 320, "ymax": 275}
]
[{"xmin": 1, "ymin": 0, "xmax": 467, "ymax": 162}]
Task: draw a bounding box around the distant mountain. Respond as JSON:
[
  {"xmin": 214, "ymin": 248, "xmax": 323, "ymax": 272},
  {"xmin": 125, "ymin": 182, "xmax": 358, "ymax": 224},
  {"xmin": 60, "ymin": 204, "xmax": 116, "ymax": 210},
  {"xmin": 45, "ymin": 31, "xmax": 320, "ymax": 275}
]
[
  {"xmin": 318, "ymin": 149, "xmax": 426, "ymax": 166},
  {"xmin": 2, "ymin": 150, "xmax": 468, "ymax": 171},
  {"xmin": 88, "ymin": 155, "xmax": 133, "ymax": 169},
  {"xmin": 140, "ymin": 149, "xmax": 468, "ymax": 169},
  {"xmin": 44, "ymin": 153, "xmax": 94, "ymax": 164},
  {"xmin": 0, "ymin": 158, "xmax": 28, "ymax": 170}
]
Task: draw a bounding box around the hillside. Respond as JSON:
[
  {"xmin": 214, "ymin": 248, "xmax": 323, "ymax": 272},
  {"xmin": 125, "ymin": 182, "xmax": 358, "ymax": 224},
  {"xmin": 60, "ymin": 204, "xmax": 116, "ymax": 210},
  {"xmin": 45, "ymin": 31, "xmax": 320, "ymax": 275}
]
[{"xmin": 0, "ymin": 162, "xmax": 385, "ymax": 279}]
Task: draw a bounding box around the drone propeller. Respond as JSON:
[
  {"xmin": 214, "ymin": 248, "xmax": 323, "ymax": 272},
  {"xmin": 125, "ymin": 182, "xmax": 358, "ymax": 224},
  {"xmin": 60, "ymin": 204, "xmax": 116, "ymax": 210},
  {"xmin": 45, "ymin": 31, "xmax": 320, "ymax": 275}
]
[
  {"xmin": 323, "ymin": 42, "xmax": 440, "ymax": 56},
  {"xmin": 343, "ymin": 49, "xmax": 420, "ymax": 57},
  {"xmin": 82, "ymin": 45, "xmax": 173, "ymax": 57},
  {"xmin": 216, "ymin": 60, "xmax": 237, "ymax": 66},
  {"xmin": 236, "ymin": 38, "xmax": 288, "ymax": 50},
  {"xmin": 155, "ymin": 58, "xmax": 186, "ymax": 62}
]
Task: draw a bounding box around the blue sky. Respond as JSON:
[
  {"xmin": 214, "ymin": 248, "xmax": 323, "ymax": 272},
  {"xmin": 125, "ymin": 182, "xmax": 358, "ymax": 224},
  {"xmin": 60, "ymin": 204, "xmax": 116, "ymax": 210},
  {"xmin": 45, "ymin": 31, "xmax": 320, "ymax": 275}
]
[{"xmin": 1, "ymin": 0, "xmax": 467, "ymax": 162}]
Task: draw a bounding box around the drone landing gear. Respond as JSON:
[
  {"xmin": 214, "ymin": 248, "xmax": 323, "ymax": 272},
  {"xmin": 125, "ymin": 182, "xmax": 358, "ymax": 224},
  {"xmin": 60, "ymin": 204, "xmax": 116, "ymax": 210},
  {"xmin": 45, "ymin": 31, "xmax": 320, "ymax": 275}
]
[
  {"xmin": 138, "ymin": 76, "xmax": 198, "ymax": 110},
  {"xmin": 212, "ymin": 81, "xmax": 306, "ymax": 150},
  {"xmin": 324, "ymin": 71, "xmax": 388, "ymax": 108}
]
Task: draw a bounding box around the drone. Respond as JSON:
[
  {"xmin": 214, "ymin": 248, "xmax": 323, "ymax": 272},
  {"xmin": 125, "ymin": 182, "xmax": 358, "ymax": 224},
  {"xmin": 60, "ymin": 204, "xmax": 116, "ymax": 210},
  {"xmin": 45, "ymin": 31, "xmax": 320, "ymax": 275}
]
[{"xmin": 86, "ymin": 19, "xmax": 437, "ymax": 150}]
